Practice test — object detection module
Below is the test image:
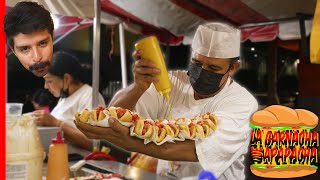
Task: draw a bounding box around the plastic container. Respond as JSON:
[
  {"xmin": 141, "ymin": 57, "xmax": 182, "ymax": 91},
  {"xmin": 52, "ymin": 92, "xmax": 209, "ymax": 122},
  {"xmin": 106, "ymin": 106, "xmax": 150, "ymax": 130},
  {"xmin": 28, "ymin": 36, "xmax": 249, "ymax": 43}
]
[
  {"xmin": 46, "ymin": 131, "xmax": 69, "ymax": 180},
  {"xmin": 135, "ymin": 36, "xmax": 171, "ymax": 101},
  {"xmin": 6, "ymin": 103, "xmax": 45, "ymax": 180}
]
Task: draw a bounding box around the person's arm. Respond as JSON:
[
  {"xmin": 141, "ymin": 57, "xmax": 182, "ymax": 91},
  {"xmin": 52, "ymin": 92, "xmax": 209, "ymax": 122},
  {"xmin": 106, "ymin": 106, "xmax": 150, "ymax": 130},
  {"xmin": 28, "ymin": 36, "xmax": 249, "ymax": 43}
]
[
  {"xmin": 109, "ymin": 50, "xmax": 160, "ymax": 110},
  {"xmin": 75, "ymin": 118, "xmax": 198, "ymax": 162},
  {"xmin": 126, "ymin": 134, "xmax": 198, "ymax": 161},
  {"xmin": 59, "ymin": 122, "xmax": 93, "ymax": 151},
  {"xmin": 32, "ymin": 110, "xmax": 92, "ymax": 151}
]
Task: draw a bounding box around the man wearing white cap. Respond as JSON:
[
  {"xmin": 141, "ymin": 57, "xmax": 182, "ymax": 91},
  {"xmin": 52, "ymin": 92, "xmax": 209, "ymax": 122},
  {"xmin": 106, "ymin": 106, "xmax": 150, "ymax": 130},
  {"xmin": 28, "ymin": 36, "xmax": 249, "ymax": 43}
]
[{"xmin": 76, "ymin": 22, "xmax": 258, "ymax": 180}]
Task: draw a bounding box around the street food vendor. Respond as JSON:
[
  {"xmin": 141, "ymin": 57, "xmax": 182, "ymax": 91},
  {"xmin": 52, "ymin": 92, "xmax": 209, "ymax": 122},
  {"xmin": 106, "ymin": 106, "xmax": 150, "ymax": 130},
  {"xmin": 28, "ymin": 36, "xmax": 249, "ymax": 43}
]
[
  {"xmin": 76, "ymin": 22, "xmax": 258, "ymax": 180},
  {"xmin": 4, "ymin": 1, "xmax": 53, "ymax": 77},
  {"xmin": 33, "ymin": 51, "xmax": 106, "ymax": 150}
]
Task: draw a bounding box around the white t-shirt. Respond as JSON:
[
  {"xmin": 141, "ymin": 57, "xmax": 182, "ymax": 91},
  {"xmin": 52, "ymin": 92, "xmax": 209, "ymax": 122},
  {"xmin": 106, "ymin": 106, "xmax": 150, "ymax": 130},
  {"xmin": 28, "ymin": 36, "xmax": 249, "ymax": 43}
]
[
  {"xmin": 51, "ymin": 84, "xmax": 106, "ymax": 128},
  {"xmin": 135, "ymin": 70, "xmax": 258, "ymax": 180}
]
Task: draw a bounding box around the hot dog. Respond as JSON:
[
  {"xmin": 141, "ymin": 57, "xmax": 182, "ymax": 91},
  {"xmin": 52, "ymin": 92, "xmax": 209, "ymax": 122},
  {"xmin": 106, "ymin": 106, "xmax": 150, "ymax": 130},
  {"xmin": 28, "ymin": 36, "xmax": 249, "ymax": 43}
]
[
  {"xmin": 188, "ymin": 123, "xmax": 197, "ymax": 139},
  {"xmin": 91, "ymin": 107, "xmax": 106, "ymax": 121},
  {"xmin": 154, "ymin": 125, "xmax": 167, "ymax": 143},
  {"xmin": 133, "ymin": 119, "xmax": 154, "ymax": 138},
  {"xmin": 75, "ymin": 107, "xmax": 219, "ymax": 145},
  {"xmin": 195, "ymin": 122, "xmax": 211, "ymax": 138},
  {"xmin": 75, "ymin": 109, "xmax": 91, "ymax": 123},
  {"xmin": 163, "ymin": 124, "xmax": 180, "ymax": 138},
  {"xmin": 106, "ymin": 107, "xmax": 137, "ymax": 122}
]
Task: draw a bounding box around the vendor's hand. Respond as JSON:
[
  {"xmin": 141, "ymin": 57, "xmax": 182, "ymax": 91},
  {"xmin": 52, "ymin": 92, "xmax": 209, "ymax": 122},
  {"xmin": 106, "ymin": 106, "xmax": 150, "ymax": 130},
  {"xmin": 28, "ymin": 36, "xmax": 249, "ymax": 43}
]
[
  {"xmin": 75, "ymin": 117, "xmax": 135, "ymax": 150},
  {"xmin": 32, "ymin": 110, "xmax": 59, "ymax": 126},
  {"xmin": 132, "ymin": 50, "xmax": 161, "ymax": 91}
]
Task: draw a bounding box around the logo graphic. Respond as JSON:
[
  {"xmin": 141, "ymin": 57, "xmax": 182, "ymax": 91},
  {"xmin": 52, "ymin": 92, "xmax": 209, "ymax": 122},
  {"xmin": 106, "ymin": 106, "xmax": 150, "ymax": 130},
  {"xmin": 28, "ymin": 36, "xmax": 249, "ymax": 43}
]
[{"xmin": 250, "ymin": 105, "xmax": 319, "ymax": 178}]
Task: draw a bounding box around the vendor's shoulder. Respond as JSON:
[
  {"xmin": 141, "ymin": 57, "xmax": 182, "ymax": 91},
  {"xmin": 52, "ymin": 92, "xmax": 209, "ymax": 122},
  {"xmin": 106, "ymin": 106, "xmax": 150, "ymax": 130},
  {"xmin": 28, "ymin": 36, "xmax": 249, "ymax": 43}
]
[{"xmin": 226, "ymin": 80, "xmax": 258, "ymax": 105}]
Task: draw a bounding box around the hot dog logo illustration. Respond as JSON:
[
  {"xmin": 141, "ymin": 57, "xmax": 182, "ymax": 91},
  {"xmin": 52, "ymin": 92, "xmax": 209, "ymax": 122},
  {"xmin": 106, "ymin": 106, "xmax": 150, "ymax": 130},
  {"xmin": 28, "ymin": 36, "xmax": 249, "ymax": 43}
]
[{"xmin": 250, "ymin": 105, "xmax": 319, "ymax": 178}]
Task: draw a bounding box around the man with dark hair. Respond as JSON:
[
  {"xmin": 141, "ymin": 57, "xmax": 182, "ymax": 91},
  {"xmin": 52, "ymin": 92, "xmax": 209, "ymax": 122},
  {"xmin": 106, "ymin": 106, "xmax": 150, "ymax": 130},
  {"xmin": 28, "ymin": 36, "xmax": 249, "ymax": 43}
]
[{"xmin": 4, "ymin": 1, "xmax": 54, "ymax": 77}]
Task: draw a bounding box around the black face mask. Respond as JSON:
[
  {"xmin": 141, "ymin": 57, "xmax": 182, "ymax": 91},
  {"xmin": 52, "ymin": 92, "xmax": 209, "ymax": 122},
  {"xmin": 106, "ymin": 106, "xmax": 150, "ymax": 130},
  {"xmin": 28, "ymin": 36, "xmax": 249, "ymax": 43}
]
[
  {"xmin": 60, "ymin": 89, "xmax": 69, "ymax": 98},
  {"xmin": 188, "ymin": 63, "xmax": 229, "ymax": 95},
  {"xmin": 60, "ymin": 81, "xmax": 69, "ymax": 98}
]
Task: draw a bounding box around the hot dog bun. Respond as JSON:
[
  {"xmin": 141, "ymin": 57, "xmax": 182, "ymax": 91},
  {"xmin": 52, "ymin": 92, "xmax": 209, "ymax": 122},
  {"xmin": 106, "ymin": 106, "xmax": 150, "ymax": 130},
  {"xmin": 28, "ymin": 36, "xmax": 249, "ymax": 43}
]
[
  {"xmin": 264, "ymin": 105, "xmax": 301, "ymax": 126},
  {"xmin": 79, "ymin": 109, "xmax": 90, "ymax": 123},
  {"xmin": 178, "ymin": 124, "xmax": 190, "ymax": 136},
  {"xmin": 251, "ymin": 110, "xmax": 279, "ymax": 127},
  {"xmin": 195, "ymin": 124, "xmax": 205, "ymax": 139},
  {"xmin": 142, "ymin": 124, "xmax": 153, "ymax": 138},
  {"xmin": 295, "ymin": 109, "xmax": 318, "ymax": 128},
  {"xmin": 251, "ymin": 106, "xmax": 318, "ymax": 128},
  {"xmin": 169, "ymin": 124, "xmax": 179, "ymax": 137},
  {"xmin": 189, "ymin": 124, "xmax": 196, "ymax": 139},
  {"xmin": 250, "ymin": 165, "xmax": 317, "ymax": 178},
  {"xmin": 91, "ymin": 110, "xmax": 106, "ymax": 122},
  {"xmin": 163, "ymin": 124, "xmax": 175, "ymax": 137},
  {"xmin": 133, "ymin": 119, "xmax": 154, "ymax": 138},
  {"xmin": 133, "ymin": 119, "xmax": 144, "ymax": 136},
  {"xmin": 75, "ymin": 112, "xmax": 80, "ymax": 122},
  {"xmin": 203, "ymin": 119, "xmax": 217, "ymax": 130},
  {"xmin": 119, "ymin": 111, "xmax": 132, "ymax": 122},
  {"xmin": 107, "ymin": 107, "xmax": 117, "ymax": 118},
  {"xmin": 154, "ymin": 126, "xmax": 166, "ymax": 143}
]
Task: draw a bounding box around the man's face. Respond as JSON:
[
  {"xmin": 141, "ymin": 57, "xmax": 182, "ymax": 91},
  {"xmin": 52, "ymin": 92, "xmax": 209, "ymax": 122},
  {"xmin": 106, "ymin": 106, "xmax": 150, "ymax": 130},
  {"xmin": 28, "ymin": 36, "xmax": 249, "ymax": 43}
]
[{"xmin": 12, "ymin": 29, "xmax": 53, "ymax": 77}]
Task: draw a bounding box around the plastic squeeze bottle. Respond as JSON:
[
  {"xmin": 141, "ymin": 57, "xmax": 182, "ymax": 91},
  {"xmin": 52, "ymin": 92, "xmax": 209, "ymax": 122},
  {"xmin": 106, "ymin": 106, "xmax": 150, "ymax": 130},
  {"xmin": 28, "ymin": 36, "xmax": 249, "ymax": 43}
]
[
  {"xmin": 46, "ymin": 131, "xmax": 69, "ymax": 180},
  {"xmin": 135, "ymin": 36, "xmax": 171, "ymax": 102}
]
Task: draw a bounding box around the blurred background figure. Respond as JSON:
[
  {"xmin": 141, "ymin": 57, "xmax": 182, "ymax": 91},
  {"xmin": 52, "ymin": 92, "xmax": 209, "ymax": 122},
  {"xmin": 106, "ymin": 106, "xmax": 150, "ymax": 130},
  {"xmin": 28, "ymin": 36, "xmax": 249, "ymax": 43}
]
[{"xmin": 31, "ymin": 88, "xmax": 56, "ymax": 113}]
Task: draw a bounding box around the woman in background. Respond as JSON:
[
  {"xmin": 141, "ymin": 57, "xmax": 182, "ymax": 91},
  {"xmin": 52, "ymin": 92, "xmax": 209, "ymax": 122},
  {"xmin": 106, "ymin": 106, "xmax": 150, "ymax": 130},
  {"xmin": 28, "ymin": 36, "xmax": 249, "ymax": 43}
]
[{"xmin": 32, "ymin": 51, "xmax": 106, "ymax": 150}]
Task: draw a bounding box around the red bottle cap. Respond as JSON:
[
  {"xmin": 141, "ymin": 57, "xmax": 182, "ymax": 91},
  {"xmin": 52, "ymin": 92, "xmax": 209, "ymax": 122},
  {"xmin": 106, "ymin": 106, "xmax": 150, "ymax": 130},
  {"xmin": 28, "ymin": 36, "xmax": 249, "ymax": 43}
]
[{"xmin": 52, "ymin": 131, "xmax": 64, "ymax": 144}]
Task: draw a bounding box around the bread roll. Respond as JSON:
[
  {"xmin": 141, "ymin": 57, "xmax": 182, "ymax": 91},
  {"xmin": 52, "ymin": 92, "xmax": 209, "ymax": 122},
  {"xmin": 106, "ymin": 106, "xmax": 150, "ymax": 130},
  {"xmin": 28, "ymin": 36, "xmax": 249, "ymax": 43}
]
[
  {"xmin": 133, "ymin": 119, "xmax": 144, "ymax": 136},
  {"xmin": 119, "ymin": 111, "xmax": 132, "ymax": 122},
  {"xmin": 142, "ymin": 125, "xmax": 153, "ymax": 138},
  {"xmin": 251, "ymin": 110, "xmax": 279, "ymax": 127},
  {"xmin": 195, "ymin": 124, "xmax": 205, "ymax": 138},
  {"xmin": 74, "ymin": 112, "xmax": 80, "ymax": 122},
  {"xmin": 79, "ymin": 109, "xmax": 90, "ymax": 123},
  {"xmin": 203, "ymin": 119, "xmax": 217, "ymax": 130},
  {"xmin": 250, "ymin": 165, "xmax": 317, "ymax": 178},
  {"xmin": 155, "ymin": 126, "xmax": 166, "ymax": 143},
  {"xmin": 91, "ymin": 110, "xmax": 106, "ymax": 121},
  {"xmin": 163, "ymin": 124, "xmax": 175, "ymax": 137},
  {"xmin": 295, "ymin": 109, "xmax": 318, "ymax": 128},
  {"xmin": 265, "ymin": 105, "xmax": 301, "ymax": 126},
  {"xmin": 107, "ymin": 107, "xmax": 117, "ymax": 118}
]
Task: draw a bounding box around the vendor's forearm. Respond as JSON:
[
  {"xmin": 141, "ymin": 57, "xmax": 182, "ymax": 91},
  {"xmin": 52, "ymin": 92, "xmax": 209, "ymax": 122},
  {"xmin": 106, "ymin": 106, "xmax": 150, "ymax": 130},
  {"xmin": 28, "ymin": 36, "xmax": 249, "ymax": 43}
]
[
  {"xmin": 60, "ymin": 123, "xmax": 92, "ymax": 151},
  {"xmin": 126, "ymin": 137, "xmax": 198, "ymax": 162},
  {"xmin": 109, "ymin": 83, "xmax": 145, "ymax": 110}
]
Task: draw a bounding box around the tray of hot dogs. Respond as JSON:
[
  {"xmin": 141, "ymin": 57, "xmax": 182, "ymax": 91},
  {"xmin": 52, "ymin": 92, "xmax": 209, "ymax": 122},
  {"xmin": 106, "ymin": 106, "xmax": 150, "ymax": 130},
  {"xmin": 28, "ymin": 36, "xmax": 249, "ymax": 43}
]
[{"xmin": 75, "ymin": 107, "xmax": 218, "ymax": 145}]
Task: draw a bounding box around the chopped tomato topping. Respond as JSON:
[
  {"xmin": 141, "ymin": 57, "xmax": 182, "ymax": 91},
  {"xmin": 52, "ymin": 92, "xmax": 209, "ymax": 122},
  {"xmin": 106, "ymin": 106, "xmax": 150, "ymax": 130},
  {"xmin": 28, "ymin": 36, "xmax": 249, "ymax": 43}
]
[
  {"xmin": 188, "ymin": 123, "xmax": 195, "ymax": 128},
  {"xmin": 96, "ymin": 107, "xmax": 105, "ymax": 116},
  {"xmin": 132, "ymin": 114, "xmax": 139, "ymax": 122},
  {"xmin": 142, "ymin": 124, "xmax": 150, "ymax": 135}
]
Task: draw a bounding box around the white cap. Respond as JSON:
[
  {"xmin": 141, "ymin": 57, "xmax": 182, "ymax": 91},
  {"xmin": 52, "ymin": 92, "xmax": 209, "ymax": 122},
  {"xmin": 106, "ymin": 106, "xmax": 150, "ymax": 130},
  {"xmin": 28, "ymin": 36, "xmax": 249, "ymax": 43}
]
[{"xmin": 192, "ymin": 22, "xmax": 240, "ymax": 58}]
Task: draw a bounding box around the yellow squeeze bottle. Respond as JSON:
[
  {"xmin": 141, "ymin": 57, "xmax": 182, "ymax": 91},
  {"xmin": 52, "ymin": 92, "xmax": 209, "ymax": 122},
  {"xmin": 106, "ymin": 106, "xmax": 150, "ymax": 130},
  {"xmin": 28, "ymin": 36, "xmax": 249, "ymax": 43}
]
[
  {"xmin": 135, "ymin": 36, "xmax": 171, "ymax": 102},
  {"xmin": 46, "ymin": 131, "xmax": 69, "ymax": 180}
]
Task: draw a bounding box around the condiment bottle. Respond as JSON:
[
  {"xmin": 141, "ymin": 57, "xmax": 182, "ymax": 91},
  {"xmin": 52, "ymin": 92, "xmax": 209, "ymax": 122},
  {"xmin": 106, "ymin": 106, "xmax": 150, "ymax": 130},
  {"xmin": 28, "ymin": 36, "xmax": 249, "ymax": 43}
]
[
  {"xmin": 135, "ymin": 36, "xmax": 171, "ymax": 102},
  {"xmin": 46, "ymin": 131, "xmax": 69, "ymax": 180}
]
